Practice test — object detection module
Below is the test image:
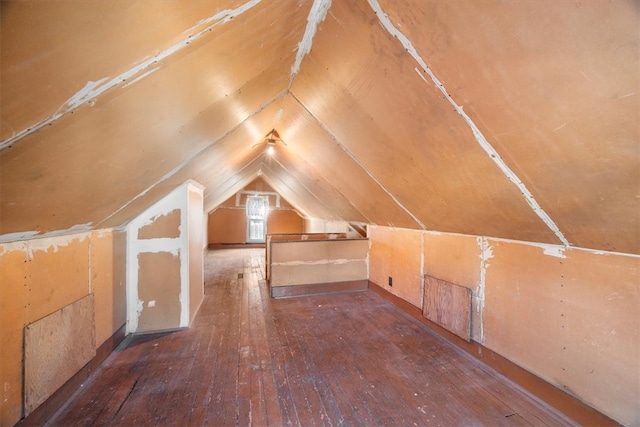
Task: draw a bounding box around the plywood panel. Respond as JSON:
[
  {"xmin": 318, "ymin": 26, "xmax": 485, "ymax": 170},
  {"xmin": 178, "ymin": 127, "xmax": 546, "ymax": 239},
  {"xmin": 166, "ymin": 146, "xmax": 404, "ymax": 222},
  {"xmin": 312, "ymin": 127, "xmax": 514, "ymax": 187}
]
[
  {"xmin": 368, "ymin": 226, "xmax": 423, "ymax": 308},
  {"xmin": 423, "ymin": 233, "xmax": 481, "ymax": 290},
  {"xmin": 423, "ymin": 275, "xmax": 472, "ymax": 342},
  {"xmin": 90, "ymin": 230, "xmax": 127, "ymax": 347},
  {"xmin": 138, "ymin": 209, "xmax": 181, "ymax": 239},
  {"xmin": 268, "ymin": 210, "xmax": 304, "ymax": 235},
  {"xmin": 0, "ymin": 247, "xmax": 29, "ymax": 427},
  {"xmin": 271, "ymin": 261, "xmax": 368, "ymax": 287},
  {"xmin": 271, "ymin": 239, "xmax": 368, "ymax": 263},
  {"xmin": 277, "ymin": 94, "xmax": 422, "ymax": 229},
  {"xmin": 24, "ymin": 294, "xmax": 95, "ymax": 415},
  {"xmin": 27, "ymin": 235, "xmax": 91, "ymax": 323},
  {"xmin": 378, "ymin": 0, "xmax": 639, "ymax": 254},
  {"xmin": 483, "ymin": 240, "xmax": 640, "ymax": 426},
  {"xmin": 270, "ymin": 239, "xmax": 369, "ymax": 287},
  {"xmin": 137, "ymin": 251, "xmax": 182, "ymax": 332},
  {"xmin": 208, "ymin": 208, "xmax": 247, "ymax": 244}
]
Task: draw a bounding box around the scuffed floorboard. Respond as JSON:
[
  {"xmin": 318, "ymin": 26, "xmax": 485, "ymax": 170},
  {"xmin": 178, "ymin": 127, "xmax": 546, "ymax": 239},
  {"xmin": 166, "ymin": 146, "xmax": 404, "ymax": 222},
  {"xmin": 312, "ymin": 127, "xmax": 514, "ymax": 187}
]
[{"xmin": 48, "ymin": 249, "xmax": 575, "ymax": 426}]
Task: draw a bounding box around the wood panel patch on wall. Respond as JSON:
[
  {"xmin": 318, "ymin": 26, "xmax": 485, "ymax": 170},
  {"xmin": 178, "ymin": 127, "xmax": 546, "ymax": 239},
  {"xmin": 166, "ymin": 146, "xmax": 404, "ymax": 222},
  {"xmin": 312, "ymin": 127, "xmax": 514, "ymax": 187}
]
[
  {"xmin": 24, "ymin": 294, "xmax": 96, "ymax": 415},
  {"xmin": 423, "ymin": 275, "xmax": 472, "ymax": 342}
]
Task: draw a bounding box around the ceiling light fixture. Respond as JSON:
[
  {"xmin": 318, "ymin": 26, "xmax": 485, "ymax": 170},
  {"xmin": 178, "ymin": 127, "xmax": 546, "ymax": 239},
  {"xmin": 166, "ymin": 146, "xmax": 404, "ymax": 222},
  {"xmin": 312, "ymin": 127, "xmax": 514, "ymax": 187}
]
[{"xmin": 252, "ymin": 128, "xmax": 286, "ymax": 155}]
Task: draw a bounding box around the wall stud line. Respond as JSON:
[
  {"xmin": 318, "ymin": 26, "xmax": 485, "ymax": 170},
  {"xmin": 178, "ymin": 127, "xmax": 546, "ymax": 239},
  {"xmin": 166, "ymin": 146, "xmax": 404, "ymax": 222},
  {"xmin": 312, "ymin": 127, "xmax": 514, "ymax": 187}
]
[{"xmin": 367, "ymin": 0, "xmax": 570, "ymax": 247}]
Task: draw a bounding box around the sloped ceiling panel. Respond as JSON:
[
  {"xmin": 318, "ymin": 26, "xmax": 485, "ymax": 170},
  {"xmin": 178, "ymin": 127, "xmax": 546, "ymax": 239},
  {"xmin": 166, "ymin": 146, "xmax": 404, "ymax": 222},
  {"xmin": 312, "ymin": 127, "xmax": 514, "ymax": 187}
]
[
  {"xmin": 0, "ymin": 0, "xmax": 254, "ymax": 143},
  {"xmin": 100, "ymin": 101, "xmax": 283, "ymax": 228},
  {"xmin": 261, "ymin": 150, "xmax": 367, "ymax": 223},
  {"xmin": 276, "ymin": 94, "xmax": 422, "ymax": 228},
  {"xmin": 0, "ymin": 0, "xmax": 309, "ymax": 238},
  {"xmin": 290, "ymin": 0, "xmax": 562, "ymax": 245},
  {"xmin": 376, "ymin": 0, "xmax": 639, "ymax": 253}
]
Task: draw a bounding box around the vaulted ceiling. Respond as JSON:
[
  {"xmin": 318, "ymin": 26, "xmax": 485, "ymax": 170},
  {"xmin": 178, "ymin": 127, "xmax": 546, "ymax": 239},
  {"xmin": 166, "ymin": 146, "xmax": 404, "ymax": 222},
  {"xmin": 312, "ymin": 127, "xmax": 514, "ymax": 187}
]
[{"xmin": 1, "ymin": 0, "xmax": 638, "ymax": 254}]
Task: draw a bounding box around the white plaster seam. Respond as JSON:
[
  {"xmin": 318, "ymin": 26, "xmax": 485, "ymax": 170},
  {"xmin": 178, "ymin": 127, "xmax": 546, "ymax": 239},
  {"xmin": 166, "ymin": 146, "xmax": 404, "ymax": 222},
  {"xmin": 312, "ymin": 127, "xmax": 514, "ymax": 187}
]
[
  {"xmin": 367, "ymin": 0, "xmax": 569, "ymax": 247},
  {"xmin": 136, "ymin": 239, "xmax": 181, "ymax": 255},
  {"xmin": 290, "ymin": 92, "xmax": 426, "ymax": 229},
  {"xmin": 0, "ymin": 0, "xmax": 262, "ymax": 151},
  {"xmin": 0, "ymin": 231, "xmax": 91, "ymax": 258},
  {"xmin": 478, "ymin": 236, "xmax": 492, "ymax": 343},
  {"xmin": 288, "ymin": 0, "xmax": 332, "ymax": 90},
  {"xmin": 0, "ymin": 223, "xmax": 93, "ymax": 245},
  {"xmin": 122, "ymin": 67, "xmax": 161, "ymax": 89}
]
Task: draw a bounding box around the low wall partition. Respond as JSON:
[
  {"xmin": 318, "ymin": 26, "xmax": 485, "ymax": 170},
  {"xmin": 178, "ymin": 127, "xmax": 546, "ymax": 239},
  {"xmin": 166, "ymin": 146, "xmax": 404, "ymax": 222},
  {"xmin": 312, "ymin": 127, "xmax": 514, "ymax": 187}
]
[{"xmin": 266, "ymin": 233, "xmax": 369, "ymax": 298}]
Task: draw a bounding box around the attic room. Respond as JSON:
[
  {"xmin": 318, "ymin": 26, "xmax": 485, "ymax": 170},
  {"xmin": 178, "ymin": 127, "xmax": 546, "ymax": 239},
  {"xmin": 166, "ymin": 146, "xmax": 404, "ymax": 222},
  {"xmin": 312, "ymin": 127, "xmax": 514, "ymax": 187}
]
[{"xmin": 0, "ymin": 0, "xmax": 638, "ymax": 425}]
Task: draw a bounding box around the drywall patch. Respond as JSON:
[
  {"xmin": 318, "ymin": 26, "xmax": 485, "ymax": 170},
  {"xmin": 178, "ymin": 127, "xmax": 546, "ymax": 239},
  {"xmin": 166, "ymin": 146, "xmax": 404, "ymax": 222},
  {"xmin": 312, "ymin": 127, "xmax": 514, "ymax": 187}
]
[
  {"xmin": 367, "ymin": 0, "xmax": 569, "ymax": 247},
  {"xmin": 0, "ymin": 0, "xmax": 262, "ymax": 151}
]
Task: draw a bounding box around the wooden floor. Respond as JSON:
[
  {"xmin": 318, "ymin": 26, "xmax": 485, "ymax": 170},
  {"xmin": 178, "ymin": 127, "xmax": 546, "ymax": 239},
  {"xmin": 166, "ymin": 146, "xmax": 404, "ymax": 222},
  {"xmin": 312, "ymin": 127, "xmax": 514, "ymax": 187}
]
[{"xmin": 48, "ymin": 249, "xmax": 575, "ymax": 426}]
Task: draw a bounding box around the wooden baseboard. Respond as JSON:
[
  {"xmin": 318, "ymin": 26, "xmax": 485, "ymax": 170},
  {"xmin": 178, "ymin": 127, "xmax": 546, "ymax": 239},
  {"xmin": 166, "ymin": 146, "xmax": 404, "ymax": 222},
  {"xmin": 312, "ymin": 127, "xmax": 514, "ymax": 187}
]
[
  {"xmin": 271, "ymin": 280, "xmax": 368, "ymax": 298},
  {"xmin": 368, "ymin": 281, "xmax": 620, "ymax": 427},
  {"xmin": 17, "ymin": 325, "xmax": 127, "ymax": 427}
]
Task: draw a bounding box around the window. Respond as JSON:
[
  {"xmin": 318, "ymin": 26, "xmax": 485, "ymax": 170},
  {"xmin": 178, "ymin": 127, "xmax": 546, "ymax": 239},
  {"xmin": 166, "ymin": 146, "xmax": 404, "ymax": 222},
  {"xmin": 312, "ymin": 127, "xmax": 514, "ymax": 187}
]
[{"xmin": 246, "ymin": 196, "xmax": 268, "ymax": 243}]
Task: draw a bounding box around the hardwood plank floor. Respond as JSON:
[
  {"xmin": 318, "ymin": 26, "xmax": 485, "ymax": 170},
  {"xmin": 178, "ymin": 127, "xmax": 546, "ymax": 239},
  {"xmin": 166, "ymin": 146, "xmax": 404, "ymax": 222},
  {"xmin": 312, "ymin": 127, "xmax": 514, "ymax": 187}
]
[{"xmin": 48, "ymin": 249, "xmax": 575, "ymax": 426}]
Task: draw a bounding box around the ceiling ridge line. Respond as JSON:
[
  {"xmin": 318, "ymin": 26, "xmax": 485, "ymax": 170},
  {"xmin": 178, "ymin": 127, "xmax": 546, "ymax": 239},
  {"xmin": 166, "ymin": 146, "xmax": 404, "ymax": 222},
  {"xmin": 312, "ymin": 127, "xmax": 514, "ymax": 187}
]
[
  {"xmin": 96, "ymin": 90, "xmax": 287, "ymax": 228},
  {"xmin": 0, "ymin": 0, "xmax": 263, "ymax": 152},
  {"xmin": 289, "ymin": 92, "xmax": 427, "ymax": 230},
  {"xmin": 367, "ymin": 0, "xmax": 570, "ymax": 247}
]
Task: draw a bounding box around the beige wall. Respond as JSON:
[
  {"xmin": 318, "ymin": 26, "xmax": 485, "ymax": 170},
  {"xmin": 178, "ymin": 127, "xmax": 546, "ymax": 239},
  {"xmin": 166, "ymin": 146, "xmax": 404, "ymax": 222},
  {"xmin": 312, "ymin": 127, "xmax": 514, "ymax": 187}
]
[
  {"xmin": 0, "ymin": 229, "xmax": 127, "ymax": 427},
  {"xmin": 270, "ymin": 239, "xmax": 368, "ymax": 287},
  {"xmin": 208, "ymin": 178, "xmax": 304, "ymax": 244},
  {"xmin": 367, "ymin": 225, "xmax": 640, "ymax": 426}
]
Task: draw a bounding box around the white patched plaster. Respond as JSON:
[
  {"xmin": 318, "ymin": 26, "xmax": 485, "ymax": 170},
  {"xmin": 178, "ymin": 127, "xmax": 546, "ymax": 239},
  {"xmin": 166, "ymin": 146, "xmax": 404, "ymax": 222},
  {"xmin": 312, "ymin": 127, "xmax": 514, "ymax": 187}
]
[{"xmin": 289, "ymin": 0, "xmax": 332, "ymax": 86}]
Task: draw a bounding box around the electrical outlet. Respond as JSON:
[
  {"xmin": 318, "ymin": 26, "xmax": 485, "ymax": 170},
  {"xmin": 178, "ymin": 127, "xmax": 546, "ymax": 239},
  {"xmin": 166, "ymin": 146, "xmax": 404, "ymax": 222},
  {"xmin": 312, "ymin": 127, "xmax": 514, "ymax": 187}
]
[{"xmin": 388, "ymin": 276, "xmax": 393, "ymax": 287}]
